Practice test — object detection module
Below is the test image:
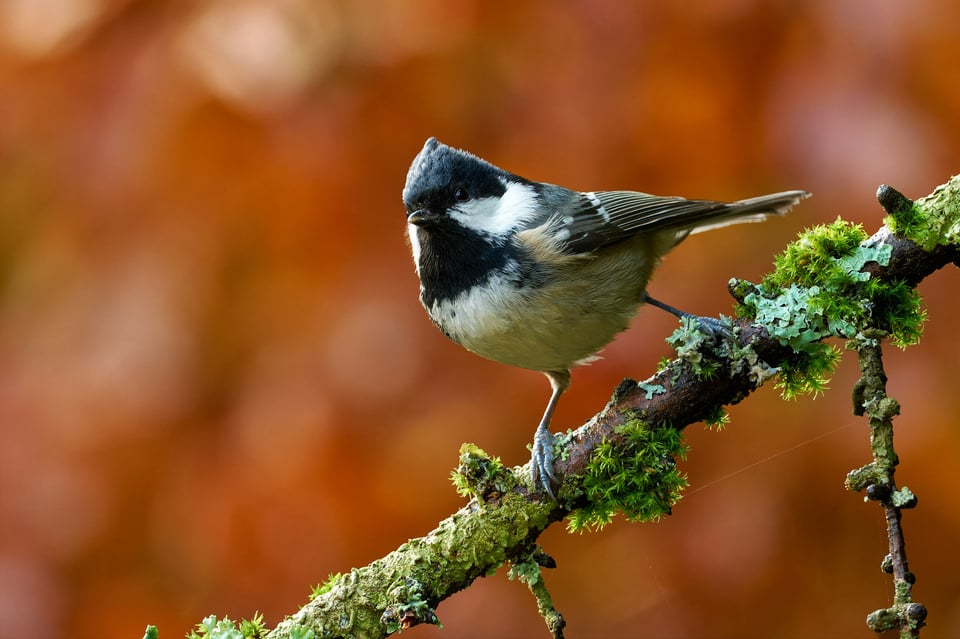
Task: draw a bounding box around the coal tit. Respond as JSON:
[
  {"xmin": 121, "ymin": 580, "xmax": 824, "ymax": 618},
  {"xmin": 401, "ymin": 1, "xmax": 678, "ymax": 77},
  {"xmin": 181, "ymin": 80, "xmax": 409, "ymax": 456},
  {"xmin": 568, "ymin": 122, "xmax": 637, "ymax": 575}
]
[{"xmin": 403, "ymin": 137, "xmax": 809, "ymax": 499}]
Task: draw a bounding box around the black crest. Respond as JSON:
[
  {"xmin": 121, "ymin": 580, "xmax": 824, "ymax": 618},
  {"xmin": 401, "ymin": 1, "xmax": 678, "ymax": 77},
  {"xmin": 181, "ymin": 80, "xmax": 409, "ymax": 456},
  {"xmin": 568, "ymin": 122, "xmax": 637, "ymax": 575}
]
[{"xmin": 403, "ymin": 138, "xmax": 509, "ymax": 213}]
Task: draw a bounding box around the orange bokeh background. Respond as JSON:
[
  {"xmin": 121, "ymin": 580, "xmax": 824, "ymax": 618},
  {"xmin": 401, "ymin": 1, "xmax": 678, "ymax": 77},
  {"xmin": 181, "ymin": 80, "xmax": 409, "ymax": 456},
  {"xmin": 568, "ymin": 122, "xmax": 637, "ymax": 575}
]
[{"xmin": 2, "ymin": 2, "xmax": 959, "ymax": 638}]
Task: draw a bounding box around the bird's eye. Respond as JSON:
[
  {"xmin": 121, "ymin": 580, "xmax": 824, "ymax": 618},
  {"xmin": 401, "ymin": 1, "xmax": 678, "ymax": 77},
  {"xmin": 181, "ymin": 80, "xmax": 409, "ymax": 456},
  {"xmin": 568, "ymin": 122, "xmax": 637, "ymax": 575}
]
[{"xmin": 454, "ymin": 186, "xmax": 469, "ymax": 202}]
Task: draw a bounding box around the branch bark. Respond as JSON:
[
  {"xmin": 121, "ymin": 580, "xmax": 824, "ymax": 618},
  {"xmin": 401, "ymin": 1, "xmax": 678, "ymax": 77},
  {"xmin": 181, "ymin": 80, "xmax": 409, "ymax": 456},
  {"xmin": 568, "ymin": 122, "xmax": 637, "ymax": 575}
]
[{"xmin": 266, "ymin": 178, "xmax": 960, "ymax": 639}]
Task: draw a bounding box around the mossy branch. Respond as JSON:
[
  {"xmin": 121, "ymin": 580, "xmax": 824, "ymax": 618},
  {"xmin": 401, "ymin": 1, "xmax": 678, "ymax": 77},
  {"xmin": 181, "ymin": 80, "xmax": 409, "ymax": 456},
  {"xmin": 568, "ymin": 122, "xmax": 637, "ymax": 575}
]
[{"xmin": 198, "ymin": 176, "xmax": 960, "ymax": 639}]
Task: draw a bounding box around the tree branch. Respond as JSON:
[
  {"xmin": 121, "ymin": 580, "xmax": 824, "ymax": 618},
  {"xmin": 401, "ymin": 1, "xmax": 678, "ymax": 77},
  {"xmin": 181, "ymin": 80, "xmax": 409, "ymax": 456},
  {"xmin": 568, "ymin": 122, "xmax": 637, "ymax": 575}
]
[
  {"xmin": 848, "ymin": 331, "xmax": 925, "ymax": 637},
  {"xmin": 261, "ymin": 177, "xmax": 960, "ymax": 639}
]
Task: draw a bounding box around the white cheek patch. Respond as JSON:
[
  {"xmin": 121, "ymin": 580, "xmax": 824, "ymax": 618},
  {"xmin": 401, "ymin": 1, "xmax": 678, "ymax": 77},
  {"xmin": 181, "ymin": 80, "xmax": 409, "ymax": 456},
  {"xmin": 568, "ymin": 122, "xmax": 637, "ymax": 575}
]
[{"xmin": 449, "ymin": 180, "xmax": 539, "ymax": 235}]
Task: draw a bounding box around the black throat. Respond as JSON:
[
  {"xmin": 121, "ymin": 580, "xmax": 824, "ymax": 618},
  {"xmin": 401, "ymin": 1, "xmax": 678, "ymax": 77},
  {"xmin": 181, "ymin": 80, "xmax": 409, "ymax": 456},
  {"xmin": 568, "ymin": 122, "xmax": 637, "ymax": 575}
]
[{"xmin": 415, "ymin": 223, "xmax": 534, "ymax": 307}]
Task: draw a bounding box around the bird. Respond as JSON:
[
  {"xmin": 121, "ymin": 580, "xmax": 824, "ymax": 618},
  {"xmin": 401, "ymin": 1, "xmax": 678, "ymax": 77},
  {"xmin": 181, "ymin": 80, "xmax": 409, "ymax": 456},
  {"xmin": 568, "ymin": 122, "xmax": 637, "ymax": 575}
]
[{"xmin": 402, "ymin": 137, "xmax": 809, "ymax": 500}]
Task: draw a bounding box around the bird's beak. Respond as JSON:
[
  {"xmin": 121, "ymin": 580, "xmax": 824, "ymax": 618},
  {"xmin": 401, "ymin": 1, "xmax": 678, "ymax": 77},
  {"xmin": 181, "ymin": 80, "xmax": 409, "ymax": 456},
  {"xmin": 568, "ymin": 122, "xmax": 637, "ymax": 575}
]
[{"xmin": 407, "ymin": 209, "xmax": 441, "ymax": 227}]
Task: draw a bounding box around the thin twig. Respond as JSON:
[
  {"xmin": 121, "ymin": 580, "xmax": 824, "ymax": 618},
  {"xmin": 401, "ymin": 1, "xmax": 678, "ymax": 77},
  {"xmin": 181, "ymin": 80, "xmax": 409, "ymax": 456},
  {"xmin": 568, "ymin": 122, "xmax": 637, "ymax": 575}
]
[{"xmin": 848, "ymin": 333, "xmax": 925, "ymax": 637}]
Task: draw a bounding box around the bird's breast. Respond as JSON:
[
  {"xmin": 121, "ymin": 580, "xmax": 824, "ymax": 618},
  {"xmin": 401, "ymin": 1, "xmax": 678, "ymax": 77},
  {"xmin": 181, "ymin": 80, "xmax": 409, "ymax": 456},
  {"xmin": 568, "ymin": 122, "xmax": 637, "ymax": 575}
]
[{"xmin": 420, "ymin": 236, "xmax": 664, "ymax": 372}]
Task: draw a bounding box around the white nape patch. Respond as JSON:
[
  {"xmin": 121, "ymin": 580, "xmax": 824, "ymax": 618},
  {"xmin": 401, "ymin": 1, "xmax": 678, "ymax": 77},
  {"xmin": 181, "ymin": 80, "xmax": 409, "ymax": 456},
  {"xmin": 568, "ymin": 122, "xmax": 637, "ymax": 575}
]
[
  {"xmin": 583, "ymin": 191, "xmax": 610, "ymax": 223},
  {"xmin": 449, "ymin": 180, "xmax": 539, "ymax": 236}
]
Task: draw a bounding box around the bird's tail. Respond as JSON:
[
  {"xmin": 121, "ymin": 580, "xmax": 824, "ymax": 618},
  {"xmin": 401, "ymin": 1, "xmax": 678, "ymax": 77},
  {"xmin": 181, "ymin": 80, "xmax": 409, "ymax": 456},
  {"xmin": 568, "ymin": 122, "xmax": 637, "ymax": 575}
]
[{"xmin": 687, "ymin": 190, "xmax": 811, "ymax": 235}]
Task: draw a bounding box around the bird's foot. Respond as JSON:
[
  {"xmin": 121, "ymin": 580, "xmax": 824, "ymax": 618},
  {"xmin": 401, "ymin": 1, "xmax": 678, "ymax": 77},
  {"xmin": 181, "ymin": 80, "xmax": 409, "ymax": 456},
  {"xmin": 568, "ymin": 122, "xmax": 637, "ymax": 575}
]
[
  {"xmin": 689, "ymin": 314, "xmax": 734, "ymax": 343},
  {"xmin": 531, "ymin": 424, "xmax": 558, "ymax": 502},
  {"xmin": 643, "ymin": 293, "xmax": 733, "ymax": 343}
]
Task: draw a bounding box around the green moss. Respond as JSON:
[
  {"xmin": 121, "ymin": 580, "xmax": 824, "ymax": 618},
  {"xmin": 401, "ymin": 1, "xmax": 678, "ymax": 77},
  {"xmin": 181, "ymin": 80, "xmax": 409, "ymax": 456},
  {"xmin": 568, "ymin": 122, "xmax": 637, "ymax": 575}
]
[
  {"xmin": 764, "ymin": 217, "xmax": 870, "ymax": 289},
  {"xmin": 866, "ymin": 280, "xmax": 925, "ymax": 348},
  {"xmin": 567, "ymin": 418, "xmax": 688, "ymax": 532},
  {"xmin": 739, "ymin": 217, "xmax": 925, "ymax": 398},
  {"xmin": 887, "ymin": 175, "xmax": 960, "ymax": 251},
  {"xmin": 774, "ymin": 344, "xmax": 841, "ymax": 399},
  {"xmin": 238, "ymin": 613, "xmax": 267, "ymax": 639},
  {"xmin": 728, "ymin": 277, "xmax": 759, "ymax": 304},
  {"xmin": 309, "ymin": 574, "xmax": 342, "ymax": 601},
  {"xmin": 188, "ymin": 615, "xmax": 272, "ymax": 639},
  {"xmin": 450, "ymin": 443, "xmax": 514, "ymax": 502},
  {"xmin": 703, "ymin": 405, "xmax": 729, "ymax": 430},
  {"xmin": 880, "ymin": 185, "xmax": 926, "ymax": 242},
  {"xmin": 752, "ymin": 218, "xmax": 896, "ymax": 344}
]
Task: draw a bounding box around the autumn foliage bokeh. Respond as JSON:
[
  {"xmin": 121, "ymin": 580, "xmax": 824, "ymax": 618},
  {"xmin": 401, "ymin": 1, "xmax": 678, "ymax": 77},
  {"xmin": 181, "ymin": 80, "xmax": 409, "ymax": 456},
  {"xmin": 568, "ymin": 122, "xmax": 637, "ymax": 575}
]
[{"xmin": 2, "ymin": 2, "xmax": 960, "ymax": 638}]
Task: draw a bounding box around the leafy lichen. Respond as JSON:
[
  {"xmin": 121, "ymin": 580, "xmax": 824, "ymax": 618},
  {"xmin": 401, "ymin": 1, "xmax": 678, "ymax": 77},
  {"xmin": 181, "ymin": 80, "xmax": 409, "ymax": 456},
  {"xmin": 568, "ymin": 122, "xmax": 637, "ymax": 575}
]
[
  {"xmin": 637, "ymin": 382, "xmax": 666, "ymax": 400},
  {"xmin": 738, "ymin": 217, "xmax": 925, "ymax": 398},
  {"xmin": 381, "ymin": 577, "xmax": 441, "ymax": 633},
  {"xmin": 508, "ymin": 548, "xmax": 566, "ymax": 638},
  {"xmin": 664, "ymin": 316, "xmax": 723, "ymax": 380},
  {"xmin": 891, "ymin": 486, "xmax": 918, "ymax": 509}
]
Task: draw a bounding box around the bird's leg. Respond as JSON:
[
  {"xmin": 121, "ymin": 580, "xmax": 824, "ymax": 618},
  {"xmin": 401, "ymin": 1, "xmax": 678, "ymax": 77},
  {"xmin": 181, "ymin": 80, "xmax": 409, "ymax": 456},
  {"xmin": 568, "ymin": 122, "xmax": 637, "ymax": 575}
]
[
  {"xmin": 642, "ymin": 292, "xmax": 731, "ymax": 339},
  {"xmin": 531, "ymin": 369, "xmax": 570, "ymax": 501}
]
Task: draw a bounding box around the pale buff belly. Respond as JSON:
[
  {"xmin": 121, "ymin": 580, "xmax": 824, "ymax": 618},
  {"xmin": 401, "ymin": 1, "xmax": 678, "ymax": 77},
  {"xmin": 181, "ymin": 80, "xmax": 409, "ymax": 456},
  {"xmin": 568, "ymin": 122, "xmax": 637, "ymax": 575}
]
[{"xmin": 426, "ymin": 242, "xmax": 662, "ymax": 372}]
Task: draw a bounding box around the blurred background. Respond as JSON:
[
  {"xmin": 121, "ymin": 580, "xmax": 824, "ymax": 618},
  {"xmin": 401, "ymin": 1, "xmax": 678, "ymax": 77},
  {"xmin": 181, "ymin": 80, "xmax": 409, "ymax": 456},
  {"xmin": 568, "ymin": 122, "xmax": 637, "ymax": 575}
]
[{"xmin": 1, "ymin": 1, "xmax": 959, "ymax": 637}]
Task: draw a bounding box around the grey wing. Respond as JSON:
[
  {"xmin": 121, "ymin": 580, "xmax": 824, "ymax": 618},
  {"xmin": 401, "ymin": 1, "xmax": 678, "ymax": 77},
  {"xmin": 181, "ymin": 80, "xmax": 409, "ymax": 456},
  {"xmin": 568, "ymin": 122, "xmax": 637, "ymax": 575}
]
[{"xmin": 557, "ymin": 189, "xmax": 809, "ymax": 254}]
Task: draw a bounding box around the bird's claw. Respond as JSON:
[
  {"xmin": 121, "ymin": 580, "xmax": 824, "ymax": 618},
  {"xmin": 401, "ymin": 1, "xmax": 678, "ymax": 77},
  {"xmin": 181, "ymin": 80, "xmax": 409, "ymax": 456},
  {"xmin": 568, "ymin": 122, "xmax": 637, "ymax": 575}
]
[
  {"xmin": 643, "ymin": 294, "xmax": 733, "ymax": 343},
  {"xmin": 691, "ymin": 315, "xmax": 734, "ymax": 343},
  {"xmin": 531, "ymin": 426, "xmax": 558, "ymax": 502}
]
